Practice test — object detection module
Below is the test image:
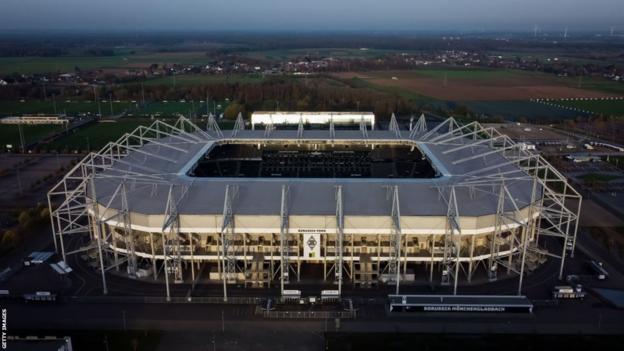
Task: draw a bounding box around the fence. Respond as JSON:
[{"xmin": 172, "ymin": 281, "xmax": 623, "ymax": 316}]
[{"xmin": 67, "ymin": 295, "xmax": 264, "ymax": 305}]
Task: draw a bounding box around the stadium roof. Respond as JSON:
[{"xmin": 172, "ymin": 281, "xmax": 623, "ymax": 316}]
[{"xmin": 91, "ymin": 117, "xmax": 538, "ymax": 218}]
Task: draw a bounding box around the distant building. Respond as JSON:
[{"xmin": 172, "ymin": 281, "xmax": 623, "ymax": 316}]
[
  {"xmin": 590, "ymin": 141, "xmax": 624, "ymax": 152},
  {"xmin": 566, "ymin": 154, "xmax": 601, "ymax": 163},
  {"xmin": 0, "ymin": 114, "xmax": 70, "ymax": 125},
  {"xmin": 518, "ymin": 142, "xmax": 536, "ymax": 151}
]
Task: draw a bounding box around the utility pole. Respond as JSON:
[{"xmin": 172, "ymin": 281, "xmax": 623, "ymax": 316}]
[
  {"xmin": 52, "ymin": 94, "xmax": 57, "ymax": 114},
  {"xmin": 141, "ymin": 82, "xmax": 146, "ymax": 106},
  {"xmin": 206, "ymin": 93, "xmax": 210, "ymax": 116},
  {"xmin": 42, "ymin": 83, "xmax": 47, "ymax": 101},
  {"xmin": 18, "ymin": 123, "xmax": 25, "ymax": 153},
  {"xmin": 109, "ymin": 94, "xmax": 114, "ymax": 116},
  {"xmin": 191, "ymin": 100, "xmax": 195, "ymax": 121},
  {"xmin": 93, "ymin": 86, "xmax": 102, "ymax": 118}
]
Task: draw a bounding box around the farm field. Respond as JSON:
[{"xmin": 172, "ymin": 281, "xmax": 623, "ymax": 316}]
[
  {"xmin": 460, "ymin": 100, "xmax": 586, "ymax": 121},
  {"xmin": 0, "ymin": 100, "xmax": 137, "ymax": 117},
  {"xmin": 142, "ymin": 73, "xmax": 265, "ymax": 86},
  {"xmin": 0, "ymin": 124, "xmax": 64, "ymax": 150},
  {"xmin": 554, "ymin": 98, "xmax": 624, "ymax": 116},
  {"xmin": 0, "ymin": 51, "xmax": 212, "ymax": 75},
  {"xmin": 332, "ymin": 69, "xmax": 620, "ymax": 101},
  {"xmin": 238, "ymin": 48, "xmax": 414, "ymax": 61}
]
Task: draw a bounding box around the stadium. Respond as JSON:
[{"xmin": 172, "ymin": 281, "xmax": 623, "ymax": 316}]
[{"xmin": 48, "ymin": 112, "xmax": 581, "ymax": 299}]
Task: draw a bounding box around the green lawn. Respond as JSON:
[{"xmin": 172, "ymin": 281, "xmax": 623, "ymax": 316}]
[
  {"xmin": 132, "ymin": 100, "xmax": 229, "ymax": 116},
  {"xmin": 555, "ymin": 99, "xmax": 624, "ymax": 116},
  {"xmin": 46, "ymin": 116, "xmax": 235, "ymax": 151},
  {"xmin": 0, "ymin": 124, "xmax": 64, "ymax": 149},
  {"xmin": 47, "ymin": 119, "xmax": 149, "ymax": 151},
  {"xmin": 0, "ymin": 100, "xmax": 137, "ymax": 117}
]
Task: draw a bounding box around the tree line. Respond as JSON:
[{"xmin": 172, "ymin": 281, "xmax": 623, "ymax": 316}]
[{"xmin": 0, "ymin": 75, "xmax": 428, "ymax": 120}]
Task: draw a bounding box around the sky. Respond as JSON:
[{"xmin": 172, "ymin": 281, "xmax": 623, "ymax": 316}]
[{"xmin": 1, "ymin": 0, "xmax": 622, "ymax": 32}]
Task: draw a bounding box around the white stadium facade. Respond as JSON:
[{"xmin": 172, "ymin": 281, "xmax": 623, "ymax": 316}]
[{"xmin": 48, "ymin": 113, "xmax": 581, "ymax": 300}]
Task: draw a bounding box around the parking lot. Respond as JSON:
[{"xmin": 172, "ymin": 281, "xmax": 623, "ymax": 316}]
[{"xmin": 0, "ymin": 154, "xmax": 78, "ymax": 206}]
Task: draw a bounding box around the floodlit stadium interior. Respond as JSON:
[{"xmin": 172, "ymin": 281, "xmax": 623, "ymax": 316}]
[{"xmin": 190, "ymin": 142, "xmax": 437, "ymax": 178}]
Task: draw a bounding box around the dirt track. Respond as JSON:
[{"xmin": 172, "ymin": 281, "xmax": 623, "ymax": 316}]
[{"xmin": 333, "ymin": 71, "xmax": 618, "ymax": 101}]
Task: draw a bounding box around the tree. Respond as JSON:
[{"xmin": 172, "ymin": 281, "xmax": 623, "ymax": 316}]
[
  {"xmin": 18, "ymin": 210, "xmax": 33, "ymax": 227},
  {"xmin": 0, "ymin": 230, "xmax": 17, "ymax": 251},
  {"xmin": 39, "ymin": 207, "xmax": 50, "ymax": 220},
  {"xmin": 224, "ymin": 101, "xmax": 245, "ymax": 120}
]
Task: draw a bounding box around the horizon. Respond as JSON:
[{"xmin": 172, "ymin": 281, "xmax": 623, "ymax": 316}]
[{"xmin": 0, "ymin": 0, "xmax": 622, "ymax": 32}]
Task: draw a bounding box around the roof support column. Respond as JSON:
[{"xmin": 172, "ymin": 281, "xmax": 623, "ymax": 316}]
[
  {"xmin": 220, "ymin": 184, "xmax": 238, "ymax": 302},
  {"xmin": 280, "ymin": 185, "xmax": 290, "ymax": 295},
  {"xmin": 335, "ymin": 186, "xmax": 344, "ymax": 296},
  {"xmin": 89, "ymin": 176, "xmax": 108, "ymax": 295},
  {"xmin": 387, "ymin": 185, "xmax": 402, "ymax": 295},
  {"xmin": 121, "ymin": 181, "xmax": 137, "ymax": 277},
  {"xmin": 441, "ymin": 186, "xmax": 461, "ymax": 295}
]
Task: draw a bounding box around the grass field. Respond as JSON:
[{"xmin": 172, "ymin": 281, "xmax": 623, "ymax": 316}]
[
  {"xmin": 0, "ymin": 99, "xmax": 229, "ymax": 120},
  {"xmin": 554, "ymin": 99, "xmax": 624, "ymax": 116},
  {"xmin": 132, "ymin": 101, "xmax": 201, "ymax": 116},
  {"xmin": 0, "ymin": 124, "xmax": 64, "ymax": 149},
  {"xmin": 46, "ymin": 119, "xmax": 149, "ymax": 151},
  {"xmin": 46, "ymin": 116, "xmax": 235, "ymax": 151},
  {"xmin": 131, "ymin": 100, "xmax": 229, "ymax": 116},
  {"xmin": 0, "ymin": 100, "xmax": 137, "ymax": 117}
]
